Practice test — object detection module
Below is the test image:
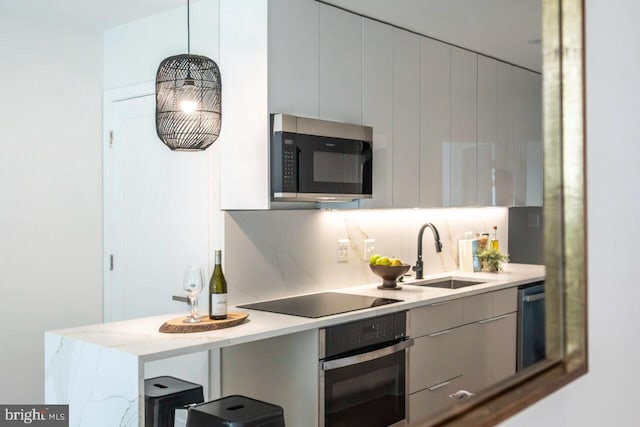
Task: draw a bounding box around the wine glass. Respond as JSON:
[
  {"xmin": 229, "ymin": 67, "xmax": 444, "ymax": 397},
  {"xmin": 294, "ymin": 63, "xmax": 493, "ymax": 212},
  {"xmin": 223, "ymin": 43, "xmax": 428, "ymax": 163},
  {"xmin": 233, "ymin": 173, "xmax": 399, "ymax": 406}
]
[{"xmin": 183, "ymin": 265, "xmax": 204, "ymax": 323}]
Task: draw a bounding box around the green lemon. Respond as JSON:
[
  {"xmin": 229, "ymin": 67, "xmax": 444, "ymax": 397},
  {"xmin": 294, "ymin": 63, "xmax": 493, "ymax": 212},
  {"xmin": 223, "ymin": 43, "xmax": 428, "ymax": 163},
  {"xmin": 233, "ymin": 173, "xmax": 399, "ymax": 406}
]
[
  {"xmin": 375, "ymin": 256, "xmax": 391, "ymax": 266},
  {"xmin": 369, "ymin": 254, "xmax": 382, "ymax": 265}
]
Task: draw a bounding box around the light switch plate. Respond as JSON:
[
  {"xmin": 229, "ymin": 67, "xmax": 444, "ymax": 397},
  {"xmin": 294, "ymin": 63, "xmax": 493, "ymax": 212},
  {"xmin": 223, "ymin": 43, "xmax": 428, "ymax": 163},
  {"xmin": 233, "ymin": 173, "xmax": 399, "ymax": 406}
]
[
  {"xmin": 364, "ymin": 238, "xmax": 376, "ymax": 261},
  {"xmin": 337, "ymin": 239, "xmax": 350, "ymax": 262}
]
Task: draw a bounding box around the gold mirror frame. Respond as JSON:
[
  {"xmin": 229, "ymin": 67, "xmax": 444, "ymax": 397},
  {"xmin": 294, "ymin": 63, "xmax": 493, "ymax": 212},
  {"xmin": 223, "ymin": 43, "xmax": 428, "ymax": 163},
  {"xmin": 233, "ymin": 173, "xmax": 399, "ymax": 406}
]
[{"xmin": 428, "ymin": 0, "xmax": 587, "ymax": 425}]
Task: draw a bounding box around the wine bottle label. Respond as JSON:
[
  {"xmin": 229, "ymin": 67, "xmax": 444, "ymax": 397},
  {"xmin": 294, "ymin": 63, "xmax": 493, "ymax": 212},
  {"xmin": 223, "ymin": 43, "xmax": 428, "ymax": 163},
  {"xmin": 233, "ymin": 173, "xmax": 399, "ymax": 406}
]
[{"xmin": 210, "ymin": 293, "xmax": 227, "ymax": 316}]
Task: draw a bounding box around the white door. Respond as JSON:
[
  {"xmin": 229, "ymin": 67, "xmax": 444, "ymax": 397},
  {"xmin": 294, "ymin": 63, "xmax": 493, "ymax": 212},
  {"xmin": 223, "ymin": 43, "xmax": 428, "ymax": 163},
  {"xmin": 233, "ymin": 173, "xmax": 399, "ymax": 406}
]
[{"xmin": 106, "ymin": 93, "xmax": 210, "ymax": 321}]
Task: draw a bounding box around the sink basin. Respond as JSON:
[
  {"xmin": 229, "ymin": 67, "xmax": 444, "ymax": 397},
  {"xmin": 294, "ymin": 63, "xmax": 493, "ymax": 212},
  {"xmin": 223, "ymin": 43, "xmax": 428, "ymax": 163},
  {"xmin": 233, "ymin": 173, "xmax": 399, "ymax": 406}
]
[{"xmin": 417, "ymin": 278, "xmax": 487, "ymax": 289}]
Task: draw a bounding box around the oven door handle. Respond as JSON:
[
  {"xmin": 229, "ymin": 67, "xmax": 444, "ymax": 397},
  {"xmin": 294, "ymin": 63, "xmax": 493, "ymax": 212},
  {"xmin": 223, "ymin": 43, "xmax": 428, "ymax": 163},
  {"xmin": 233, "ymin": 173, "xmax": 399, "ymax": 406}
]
[{"xmin": 320, "ymin": 338, "xmax": 414, "ymax": 371}]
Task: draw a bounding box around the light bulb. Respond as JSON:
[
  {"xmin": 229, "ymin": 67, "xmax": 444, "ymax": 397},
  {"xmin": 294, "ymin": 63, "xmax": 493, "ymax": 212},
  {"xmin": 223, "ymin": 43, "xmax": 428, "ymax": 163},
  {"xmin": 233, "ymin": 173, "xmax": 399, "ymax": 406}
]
[
  {"xmin": 179, "ymin": 100, "xmax": 198, "ymax": 114},
  {"xmin": 178, "ymin": 77, "xmax": 198, "ymax": 114}
]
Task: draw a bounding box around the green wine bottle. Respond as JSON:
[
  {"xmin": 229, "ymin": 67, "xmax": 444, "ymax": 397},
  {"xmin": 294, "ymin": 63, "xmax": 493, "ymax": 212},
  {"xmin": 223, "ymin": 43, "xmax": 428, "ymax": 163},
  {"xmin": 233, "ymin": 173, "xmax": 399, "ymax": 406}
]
[{"xmin": 209, "ymin": 250, "xmax": 228, "ymax": 320}]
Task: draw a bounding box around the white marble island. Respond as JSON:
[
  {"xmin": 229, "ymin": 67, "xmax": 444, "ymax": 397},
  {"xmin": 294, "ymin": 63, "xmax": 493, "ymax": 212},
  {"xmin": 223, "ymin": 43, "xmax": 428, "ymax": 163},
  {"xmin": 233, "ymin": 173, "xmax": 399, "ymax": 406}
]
[{"xmin": 45, "ymin": 264, "xmax": 543, "ymax": 427}]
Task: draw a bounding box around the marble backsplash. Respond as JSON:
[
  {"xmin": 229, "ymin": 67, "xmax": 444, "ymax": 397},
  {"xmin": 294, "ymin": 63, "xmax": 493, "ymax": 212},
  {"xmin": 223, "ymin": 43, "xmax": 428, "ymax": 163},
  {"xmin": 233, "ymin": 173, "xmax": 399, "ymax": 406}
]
[{"xmin": 223, "ymin": 207, "xmax": 508, "ymax": 305}]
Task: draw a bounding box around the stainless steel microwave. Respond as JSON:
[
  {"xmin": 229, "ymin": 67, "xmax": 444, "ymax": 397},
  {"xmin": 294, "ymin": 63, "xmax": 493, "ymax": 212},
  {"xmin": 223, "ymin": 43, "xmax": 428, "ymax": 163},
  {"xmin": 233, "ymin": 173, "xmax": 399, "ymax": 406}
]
[{"xmin": 270, "ymin": 113, "xmax": 373, "ymax": 202}]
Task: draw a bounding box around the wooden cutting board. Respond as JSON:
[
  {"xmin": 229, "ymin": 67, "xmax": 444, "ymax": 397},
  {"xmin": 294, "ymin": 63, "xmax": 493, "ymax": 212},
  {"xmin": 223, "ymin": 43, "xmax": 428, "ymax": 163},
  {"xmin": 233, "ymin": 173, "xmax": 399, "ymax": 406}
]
[{"xmin": 159, "ymin": 312, "xmax": 249, "ymax": 333}]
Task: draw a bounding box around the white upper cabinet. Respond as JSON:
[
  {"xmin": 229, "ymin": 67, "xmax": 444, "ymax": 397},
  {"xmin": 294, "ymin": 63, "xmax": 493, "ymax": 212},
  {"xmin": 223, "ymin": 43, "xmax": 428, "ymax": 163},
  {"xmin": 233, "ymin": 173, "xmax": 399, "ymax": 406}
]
[
  {"xmin": 220, "ymin": 0, "xmax": 270, "ymax": 210},
  {"xmin": 477, "ymin": 56, "xmax": 498, "ymax": 206},
  {"xmin": 475, "ymin": 58, "xmax": 541, "ymax": 208},
  {"xmin": 392, "ymin": 29, "xmax": 421, "ymax": 208},
  {"xmin": 495, "ymin": 62, "xmax": 516, "ymax": 206},
  {"xmin": 359, "ymin": 18, "xmax": 393, "ymax": 209},
  {"xmin": 318, "ymin": 4, "xmax": 362, "ymax": 124},
  {"xmin": 268, "ymin": 0, "xmax": 319, "ymax": 118},
  {"xmin": 514, "ymin": 68, "xmax": 543, "ymax": 206},
  {"xmin": 220, "ymin": 1, "xmax": 542, "ymax": 210},
  {"xmin": 419, "ymin": 38, "xmax": 451, "ymax": 207},
  {"xmin": 450, "ymin": 47, "xmax": 478, "ymax": 206}
]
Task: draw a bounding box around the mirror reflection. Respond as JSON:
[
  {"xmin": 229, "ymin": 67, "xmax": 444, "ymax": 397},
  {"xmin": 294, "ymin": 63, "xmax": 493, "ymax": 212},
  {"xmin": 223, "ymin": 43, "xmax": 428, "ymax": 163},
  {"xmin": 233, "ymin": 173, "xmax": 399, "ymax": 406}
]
[{"xmin": 35, "ymin": 0, "xmax": 560, "ymax": 426}]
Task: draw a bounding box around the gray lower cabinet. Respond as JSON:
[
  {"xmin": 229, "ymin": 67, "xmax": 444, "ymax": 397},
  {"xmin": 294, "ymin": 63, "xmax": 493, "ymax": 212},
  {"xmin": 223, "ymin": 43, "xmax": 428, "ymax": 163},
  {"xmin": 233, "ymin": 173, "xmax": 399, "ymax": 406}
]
[
  {"xmin": 409, "ymin": 375, "xmax": 468, "ymax": 423},
  {"xmin": 408, "ymin": 288, "xmax": 517, "ymax": 424}
]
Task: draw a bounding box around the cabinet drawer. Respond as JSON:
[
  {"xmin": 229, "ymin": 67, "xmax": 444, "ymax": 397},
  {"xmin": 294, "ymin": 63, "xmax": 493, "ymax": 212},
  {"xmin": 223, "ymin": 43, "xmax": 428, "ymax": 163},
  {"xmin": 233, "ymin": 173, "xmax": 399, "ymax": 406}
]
[
  {"xmin": 462, "ymin": 291, "xmax": 493, "ymax": 323},
  {"xmin": 411, "ymin": 288, "xmax": 517, "ymax": 338},
  {"xmin": 409, "ymin": 325, "xmax": 472, "ymax": 393},
  {"xmin": 410, "ymin": 299, "xmax": 464, "ymax": 337},
  {"xmin": 493, "ymin": 287, "xmax": 517, "ymax": 315},
  {"xmin": 409, "ymin": 375, "xmax": 471, "ymax": 424}
]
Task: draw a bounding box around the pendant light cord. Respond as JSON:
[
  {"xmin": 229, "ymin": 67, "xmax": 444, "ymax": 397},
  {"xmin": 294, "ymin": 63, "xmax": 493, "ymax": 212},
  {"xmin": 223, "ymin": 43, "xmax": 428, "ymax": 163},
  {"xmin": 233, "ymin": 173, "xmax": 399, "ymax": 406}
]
[{"xmin": 187, "ymin": 0, "xmax": 191, "ymax": 54}]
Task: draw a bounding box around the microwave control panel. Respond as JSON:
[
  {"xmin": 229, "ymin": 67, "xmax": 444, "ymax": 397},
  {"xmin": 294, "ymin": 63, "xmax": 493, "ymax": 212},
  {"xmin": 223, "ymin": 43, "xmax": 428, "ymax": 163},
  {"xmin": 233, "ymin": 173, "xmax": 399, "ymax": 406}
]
[{"xmin": 282, "ymin": 138, "xmax": 297, "ymax": 192}]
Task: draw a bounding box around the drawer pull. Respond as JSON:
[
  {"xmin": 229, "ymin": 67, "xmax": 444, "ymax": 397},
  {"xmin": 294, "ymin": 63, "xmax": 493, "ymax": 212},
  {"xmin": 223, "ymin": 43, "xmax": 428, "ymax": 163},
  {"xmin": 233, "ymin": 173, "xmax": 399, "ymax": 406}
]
[
  {"xmin": 427, "ymin": 375, "xmax": 461, "ymax": 391},
  {"xmin": 478, "ymin": 314, "xmax": 510, "ymax": 324},
  {"xmin": 429, "ymin": 300, "xmax": 451, "ymax": 307},
  {"xmin": 428, "ymin": 329, "xmax": 453, "ymax": 337},
  {"xmin": 428, "ymin": 380, "xmax": 451, "ymax": 391}
]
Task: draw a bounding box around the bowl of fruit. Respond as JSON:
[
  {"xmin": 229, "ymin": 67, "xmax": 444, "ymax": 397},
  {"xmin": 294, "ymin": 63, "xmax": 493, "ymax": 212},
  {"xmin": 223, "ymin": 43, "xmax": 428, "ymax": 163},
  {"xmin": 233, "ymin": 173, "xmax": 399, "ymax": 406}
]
[{"xmin": 369, "ymin": 254, "xmax": 411, "ymax": 290}]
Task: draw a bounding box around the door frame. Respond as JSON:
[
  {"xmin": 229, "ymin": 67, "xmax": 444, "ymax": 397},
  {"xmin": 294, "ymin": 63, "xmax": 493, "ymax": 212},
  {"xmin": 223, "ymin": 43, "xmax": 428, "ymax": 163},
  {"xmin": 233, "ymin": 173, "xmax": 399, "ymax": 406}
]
[{"xmin": 102, "ymin": 82, "xmax": 155, "ymax": 322}]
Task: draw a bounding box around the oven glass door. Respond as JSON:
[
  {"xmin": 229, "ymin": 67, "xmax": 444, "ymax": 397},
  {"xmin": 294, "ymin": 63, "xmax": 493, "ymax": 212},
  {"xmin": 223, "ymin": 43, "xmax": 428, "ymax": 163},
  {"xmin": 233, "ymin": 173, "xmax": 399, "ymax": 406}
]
[
  {"xmin": 321, "ymin": 345, "xmax": 406, "ymax": 427},
  {"xmin": 296, "ymin": 134, "xmax": 372, "ymax": 195}
]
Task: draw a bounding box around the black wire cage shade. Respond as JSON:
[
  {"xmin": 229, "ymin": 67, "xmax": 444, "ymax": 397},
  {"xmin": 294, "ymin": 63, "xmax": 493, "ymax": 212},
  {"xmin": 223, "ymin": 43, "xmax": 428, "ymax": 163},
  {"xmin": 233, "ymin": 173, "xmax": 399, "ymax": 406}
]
[{"xmin": 155, "ymin": 54, "xmax": 221, "ymax": 151}]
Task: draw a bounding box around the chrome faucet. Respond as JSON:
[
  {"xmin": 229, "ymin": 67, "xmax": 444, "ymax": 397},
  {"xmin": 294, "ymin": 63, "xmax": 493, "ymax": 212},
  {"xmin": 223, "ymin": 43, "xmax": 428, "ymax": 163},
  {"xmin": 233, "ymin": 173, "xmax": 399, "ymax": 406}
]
[{"xmin": 413, "ymin": 223, "xmax": 443, "ymax": 280}]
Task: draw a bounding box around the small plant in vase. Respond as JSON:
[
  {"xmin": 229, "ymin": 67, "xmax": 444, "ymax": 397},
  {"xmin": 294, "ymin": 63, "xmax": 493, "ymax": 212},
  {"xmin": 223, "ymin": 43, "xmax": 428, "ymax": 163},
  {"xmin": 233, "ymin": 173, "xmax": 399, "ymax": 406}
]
[{"xmin": 477, "ymin": 247, "xmax": 509, "ymax": 272}]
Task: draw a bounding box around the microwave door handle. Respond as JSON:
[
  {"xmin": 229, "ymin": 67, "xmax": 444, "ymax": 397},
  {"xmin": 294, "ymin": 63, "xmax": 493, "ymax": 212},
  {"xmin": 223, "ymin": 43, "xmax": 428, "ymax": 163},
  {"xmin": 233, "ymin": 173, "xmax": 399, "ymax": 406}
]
[{"xmin": 320, "ymin": 338, "xmax": 414, "ymax": 371}]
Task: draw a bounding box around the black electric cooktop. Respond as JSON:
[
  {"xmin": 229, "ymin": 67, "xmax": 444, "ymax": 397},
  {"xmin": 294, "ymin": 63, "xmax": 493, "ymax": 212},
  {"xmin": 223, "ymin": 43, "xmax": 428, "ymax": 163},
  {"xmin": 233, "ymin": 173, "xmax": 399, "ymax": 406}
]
[{"xmin": 237, "ymin": 292, "xmax": 402, "ymax": 318}]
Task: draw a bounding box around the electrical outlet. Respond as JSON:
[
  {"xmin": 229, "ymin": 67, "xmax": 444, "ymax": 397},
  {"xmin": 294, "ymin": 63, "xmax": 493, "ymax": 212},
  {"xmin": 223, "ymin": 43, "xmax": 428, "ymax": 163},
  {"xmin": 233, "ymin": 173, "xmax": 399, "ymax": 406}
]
[
  {"xmin": 364, "ymin": 238, "xmax": 376, "ymax": 261},
  {"xmin": 337, "ymin": 239, "xmax": 350, "ymax": 262}
]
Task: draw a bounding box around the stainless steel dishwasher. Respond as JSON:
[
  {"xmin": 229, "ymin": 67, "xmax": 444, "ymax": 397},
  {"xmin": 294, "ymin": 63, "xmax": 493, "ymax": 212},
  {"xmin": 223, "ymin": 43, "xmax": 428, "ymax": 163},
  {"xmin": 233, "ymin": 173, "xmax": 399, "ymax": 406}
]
[{"xmin": 517, "ymin": 281, "xmax": 546, "ymax": 371}]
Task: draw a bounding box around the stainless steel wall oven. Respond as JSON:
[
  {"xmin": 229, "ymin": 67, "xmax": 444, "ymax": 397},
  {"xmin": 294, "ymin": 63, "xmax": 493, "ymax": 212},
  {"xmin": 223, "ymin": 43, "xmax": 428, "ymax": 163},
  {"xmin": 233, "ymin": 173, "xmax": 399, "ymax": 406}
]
[{"xmin": 318, "ymin": 311, "xmax": 413, "ymax": 427}]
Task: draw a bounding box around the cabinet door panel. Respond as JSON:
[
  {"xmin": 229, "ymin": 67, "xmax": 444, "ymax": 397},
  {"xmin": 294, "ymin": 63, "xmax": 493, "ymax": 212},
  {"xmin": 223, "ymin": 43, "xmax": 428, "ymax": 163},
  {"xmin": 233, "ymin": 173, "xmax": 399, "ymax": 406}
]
[
  {"xmin": 493, "ymin": 287, "xmax": 518, "ymax": 315},
  {"xmin": 410, "ymin": 299, "xmax": 464, "ymax": 337},
  {"xmin": 450, "ymin": 47, "xmax": 477, "ymax": 206},
  {"xmin": 268, "ymin": 0, "xmax": 319, "ymax": 118},
  {"xmin": 410, "ymin": 375, "xmax": 468, "ymax": 424},
  {"xmin": 410, "ymin": 327, "xmax": 470, "ymax": 393},
  {"xmin": 319, "ymin": 4, "xmax": 362, "ymax": 124},
  {"xmin": 477, "ymin": 56, "xmax": 497, "ymax": 206},
  {"xmin": 420, "ymin": 38, "xmax": 451, "ymax": 207},
  {"xmin": 489, "ymin": 312, "xmax": 517, "ymax": 383},
  {"xmin": 495, "ymin": 63, "xmax": 516, "ymax": 205},
  {"xmin": 514, "ymin": 68, "xmax": 543, "ymax": 206},
  {"xmin": 462, "ymin": 291, "xmax": 493, "ymax": 324},
  {"xmin": 391, "ymin": 29, "xmax": 420, "ymax": 208},
  {"xmin": 465, "ymin": 312, "xmax": 517, "ymax": 391},
  {"xmin": 359, "ymin": 18, "xmax": 393, "ymax": 208}
]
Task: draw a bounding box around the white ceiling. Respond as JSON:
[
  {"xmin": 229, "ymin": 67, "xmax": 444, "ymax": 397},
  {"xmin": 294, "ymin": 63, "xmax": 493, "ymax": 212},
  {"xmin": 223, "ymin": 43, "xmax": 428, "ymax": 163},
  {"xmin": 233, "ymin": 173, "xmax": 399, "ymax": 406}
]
[
  {"xmin": 0, "ymin": 0, "xmax": 541, "ymax": 71},
  {"xmin": 0, "ymin": 0, "xmax": 187, "ymax": 30},
  {"xmin": 322, "ymin": 0, "xmax": 542, "ymax": 72}
]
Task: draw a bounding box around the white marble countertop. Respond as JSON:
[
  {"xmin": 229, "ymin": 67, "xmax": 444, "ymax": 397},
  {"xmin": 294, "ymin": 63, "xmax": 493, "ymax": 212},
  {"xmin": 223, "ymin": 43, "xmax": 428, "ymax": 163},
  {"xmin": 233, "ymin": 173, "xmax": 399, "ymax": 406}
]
[{"xmin": 46, "ymin": 263, "xmax": 544, "ymax": 362}]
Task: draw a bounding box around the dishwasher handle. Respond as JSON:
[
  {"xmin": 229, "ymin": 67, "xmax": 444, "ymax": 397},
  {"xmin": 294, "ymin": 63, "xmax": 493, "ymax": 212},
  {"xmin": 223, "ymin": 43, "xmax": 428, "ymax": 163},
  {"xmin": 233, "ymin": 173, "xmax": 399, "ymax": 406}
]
[
  {"xmin": 523, "ymin": 293, "xmax": 545, "ymax": 303},
  {"xmin": 320, "ymin": 338, "xmax": 414, "ymax": 371}
]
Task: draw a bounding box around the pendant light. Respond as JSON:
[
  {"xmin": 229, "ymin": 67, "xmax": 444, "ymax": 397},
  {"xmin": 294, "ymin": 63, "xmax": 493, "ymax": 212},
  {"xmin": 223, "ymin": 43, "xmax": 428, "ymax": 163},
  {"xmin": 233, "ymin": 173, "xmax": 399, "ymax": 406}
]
[{"xmin": 155, "ymin": 0, "xmax": 221, "ymax": 151}]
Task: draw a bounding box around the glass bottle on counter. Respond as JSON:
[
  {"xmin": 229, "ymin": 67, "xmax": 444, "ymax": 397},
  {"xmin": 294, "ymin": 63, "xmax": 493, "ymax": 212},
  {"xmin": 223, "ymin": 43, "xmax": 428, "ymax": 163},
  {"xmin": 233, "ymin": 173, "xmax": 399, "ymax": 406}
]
[
  {"xmin": 491, "ymin": 225, "xmax": 499, "ymax": 250},
  {"xmin": 209, "ymin": 250, "xmax": 228, "ymax": 320}
]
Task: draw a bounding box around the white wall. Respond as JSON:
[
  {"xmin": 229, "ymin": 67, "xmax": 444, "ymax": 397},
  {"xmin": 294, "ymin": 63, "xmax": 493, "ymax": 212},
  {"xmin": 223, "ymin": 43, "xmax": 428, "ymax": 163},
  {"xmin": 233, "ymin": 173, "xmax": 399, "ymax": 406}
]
[
  {"xmin": 0, "ymin": 15, "xmax": 103, "ymax": 402},
  {"xmin": 501, "ymin": 1, "xmax": 640, "ymax": 425},
  {"xmin": 104, "ymin": 0, "xmax": 219, "ymax": 90},
  {"xmin": 103, "ymin": 0, "xmax": 223, "ymax": 287}
]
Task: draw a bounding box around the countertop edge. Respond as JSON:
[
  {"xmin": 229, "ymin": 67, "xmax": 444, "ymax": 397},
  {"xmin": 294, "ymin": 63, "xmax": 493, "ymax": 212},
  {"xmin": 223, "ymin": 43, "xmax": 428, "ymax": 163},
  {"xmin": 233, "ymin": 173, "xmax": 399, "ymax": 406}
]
[{"xmin": 46, "ymin": 264, "xmax": 545, "ymax": 362}]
